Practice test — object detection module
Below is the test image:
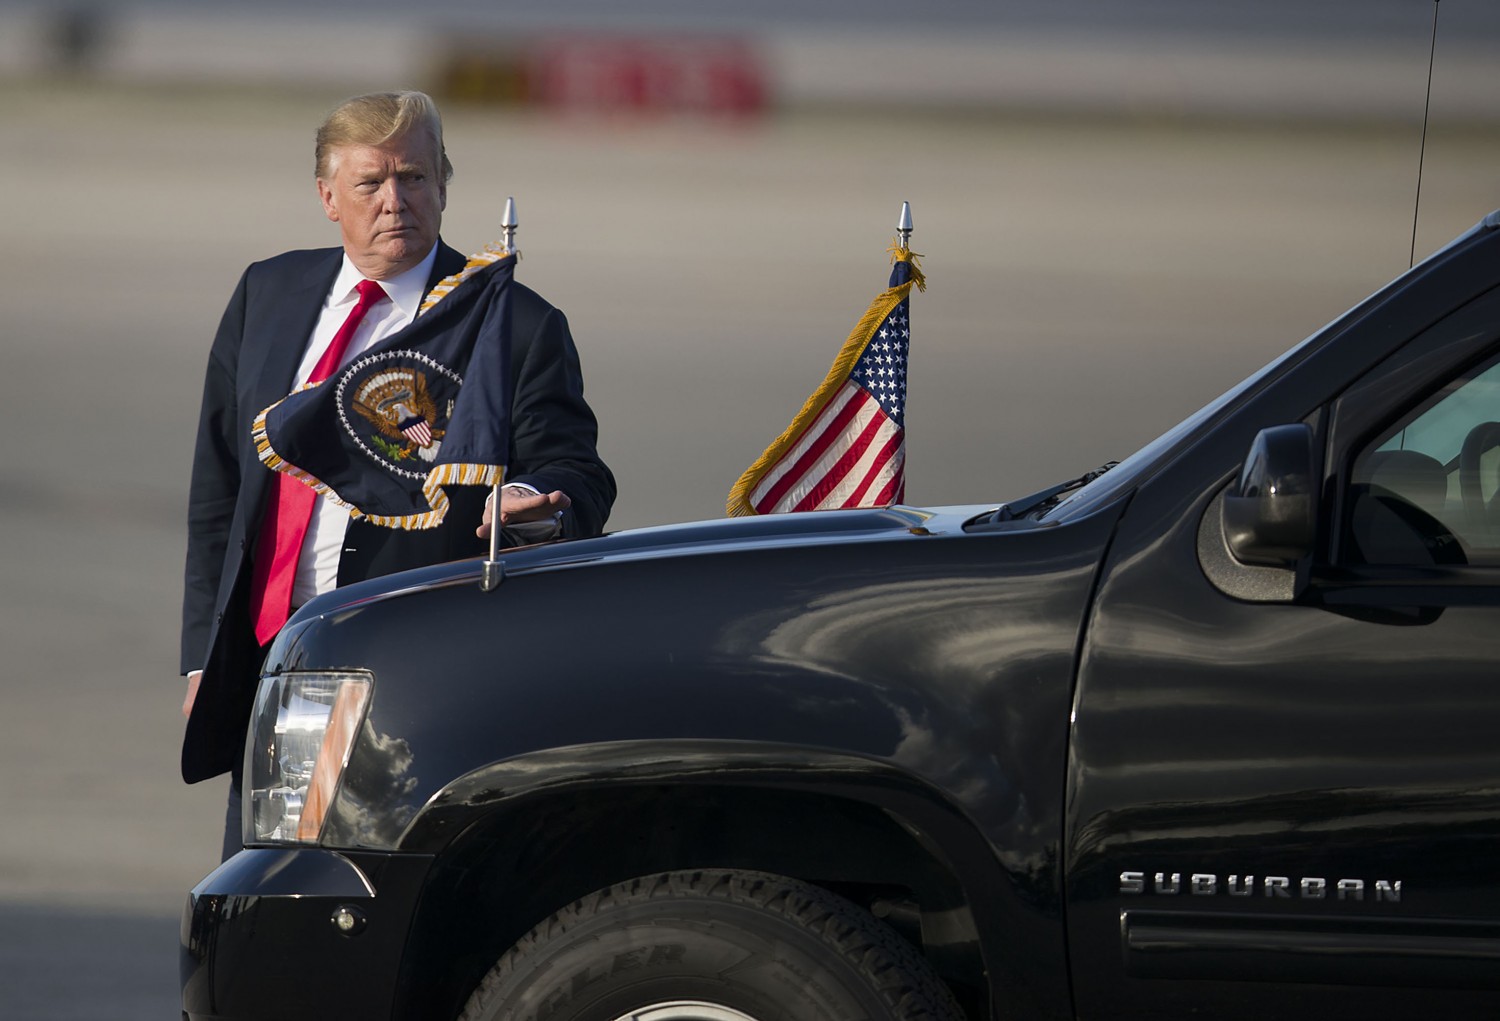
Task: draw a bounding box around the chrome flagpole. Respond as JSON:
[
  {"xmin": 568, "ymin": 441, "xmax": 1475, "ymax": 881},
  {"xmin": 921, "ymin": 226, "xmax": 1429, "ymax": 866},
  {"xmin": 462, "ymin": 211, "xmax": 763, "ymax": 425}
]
[
  {"xmin": 897, "ymin": 200, "xmax": 912, "ymax": 249},
  {"xmin": 481, "ymin": 197, "xmax": 519, "ymax": 592}
]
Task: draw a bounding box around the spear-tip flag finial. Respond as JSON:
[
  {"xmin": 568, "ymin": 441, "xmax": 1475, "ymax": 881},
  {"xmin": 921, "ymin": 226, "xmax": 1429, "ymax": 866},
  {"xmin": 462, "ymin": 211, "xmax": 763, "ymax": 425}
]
[
  {"xmin": 897, "ymin": 201, "xmax": 913, "ymax": 249},
  {"xmin": 502, "ymin": 196, "xmax": 518, "ymax": 254}
]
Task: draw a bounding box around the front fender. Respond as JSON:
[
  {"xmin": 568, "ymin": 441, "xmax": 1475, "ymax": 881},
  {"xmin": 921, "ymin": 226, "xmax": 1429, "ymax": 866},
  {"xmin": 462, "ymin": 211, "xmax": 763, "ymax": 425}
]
[{"xmin": 280, "ymin": 518, "xmax": 1114, "ymax": 866}]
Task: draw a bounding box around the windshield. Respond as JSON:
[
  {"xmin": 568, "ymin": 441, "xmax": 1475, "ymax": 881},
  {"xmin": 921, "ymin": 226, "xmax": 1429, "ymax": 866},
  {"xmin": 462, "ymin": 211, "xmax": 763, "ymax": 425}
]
[{"xmin": 1039, "ymin": 329, "xmax": 1324, "ymax": 521}]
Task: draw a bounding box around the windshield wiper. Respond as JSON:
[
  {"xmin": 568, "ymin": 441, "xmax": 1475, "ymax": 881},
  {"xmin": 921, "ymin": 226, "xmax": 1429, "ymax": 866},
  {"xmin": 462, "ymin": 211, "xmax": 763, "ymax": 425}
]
[{"xmin": 983, "ymin": 461, "xmax": 1119, "ymax": 525}]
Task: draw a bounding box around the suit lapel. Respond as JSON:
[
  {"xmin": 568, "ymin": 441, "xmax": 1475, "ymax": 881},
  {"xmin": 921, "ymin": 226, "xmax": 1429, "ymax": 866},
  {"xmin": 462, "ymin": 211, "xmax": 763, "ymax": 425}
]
[
  {"xmin": 243, "ymin": 250, "xmax": 342, "ymax": 412},
  {"xmin": 235, "ymin": 250, "xmax": 340, "ymax": 539}
]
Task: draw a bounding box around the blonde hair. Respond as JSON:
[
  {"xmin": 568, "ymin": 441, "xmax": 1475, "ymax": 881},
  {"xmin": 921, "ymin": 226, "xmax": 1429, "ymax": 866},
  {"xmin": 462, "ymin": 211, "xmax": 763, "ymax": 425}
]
[{"xmin": 315, "ymin": 91, "xmax": 454, "ymax": 182}]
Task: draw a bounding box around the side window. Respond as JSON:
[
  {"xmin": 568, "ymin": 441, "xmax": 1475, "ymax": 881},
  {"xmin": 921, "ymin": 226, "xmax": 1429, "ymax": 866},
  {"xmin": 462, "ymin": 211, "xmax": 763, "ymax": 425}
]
[{"xmin": 1344, "ymin": 354, "xmax": 1500, "ymax": 566}]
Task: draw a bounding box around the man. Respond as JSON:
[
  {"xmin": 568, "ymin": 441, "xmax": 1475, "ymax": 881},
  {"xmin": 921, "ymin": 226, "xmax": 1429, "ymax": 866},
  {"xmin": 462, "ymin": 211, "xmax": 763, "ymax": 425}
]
[{"xmin": 180, "ymin": 91, "xmax": 614, "ymax": 855}]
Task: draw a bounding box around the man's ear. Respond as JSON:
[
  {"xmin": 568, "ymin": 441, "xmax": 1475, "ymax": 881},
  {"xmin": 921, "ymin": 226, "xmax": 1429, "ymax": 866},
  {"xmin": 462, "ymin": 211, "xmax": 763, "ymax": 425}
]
[{"xmin": 317, "ymin": 177, "xmax": 340, "ymax": 223}]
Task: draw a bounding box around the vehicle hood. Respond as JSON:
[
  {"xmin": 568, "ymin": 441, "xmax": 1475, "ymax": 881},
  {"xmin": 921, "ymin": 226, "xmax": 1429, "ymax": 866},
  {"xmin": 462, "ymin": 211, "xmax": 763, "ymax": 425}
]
[{"xmin": 293, "ymin": 503, "xmax": 997, "ymax": 622}]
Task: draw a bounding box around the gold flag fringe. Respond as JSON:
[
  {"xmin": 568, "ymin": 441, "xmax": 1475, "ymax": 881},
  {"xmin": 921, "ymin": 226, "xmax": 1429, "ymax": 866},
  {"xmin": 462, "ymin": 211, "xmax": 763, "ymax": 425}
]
[
  {"xmin": 251, "ymin": 240, "xmax": 518, "ymax": 530},
  {"xmin": 725, "ymin": 244, "xmax": 924, "ymax": 517},
  {"xmin": 886, "ymin": 239, "xmax": 926, "ymax": 292},
  {"xmin": 418, "ymin": 242, "xmax": 519, "ymax": 316}
]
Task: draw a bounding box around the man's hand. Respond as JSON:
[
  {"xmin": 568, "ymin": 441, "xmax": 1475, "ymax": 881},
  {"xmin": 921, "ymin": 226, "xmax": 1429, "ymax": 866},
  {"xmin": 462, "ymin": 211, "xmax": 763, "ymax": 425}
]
[
  {"xmin": 183, "ymin": 670, "xmax": 202, "ymax": 719},
  {"xmin": 478, "ymin": 486, "xmax": 571, "ymax": 539}
]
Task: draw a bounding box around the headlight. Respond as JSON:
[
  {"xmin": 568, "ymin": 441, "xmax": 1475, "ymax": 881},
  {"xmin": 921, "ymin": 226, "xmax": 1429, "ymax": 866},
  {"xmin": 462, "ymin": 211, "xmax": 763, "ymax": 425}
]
[{"xmin": 245, "ymin": 672, "xmax": 372, "ymax": 845}]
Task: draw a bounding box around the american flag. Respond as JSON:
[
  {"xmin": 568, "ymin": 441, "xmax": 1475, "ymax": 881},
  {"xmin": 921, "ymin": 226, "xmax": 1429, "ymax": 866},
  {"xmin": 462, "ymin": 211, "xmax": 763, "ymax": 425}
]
[
  {"xmin": 399, "ymin": 415, "xmax": 434, "ymax": 448},
  {"xmin": 728, "ymin": 248, "xmax": 923, "ymax": 515}
]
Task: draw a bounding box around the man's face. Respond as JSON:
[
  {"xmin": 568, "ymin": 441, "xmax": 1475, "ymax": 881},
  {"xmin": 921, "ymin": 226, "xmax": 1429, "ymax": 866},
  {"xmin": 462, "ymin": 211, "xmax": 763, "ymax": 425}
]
[{"xmin": 317, "ymin": 131, "xmax": 447, "ymax": 280}]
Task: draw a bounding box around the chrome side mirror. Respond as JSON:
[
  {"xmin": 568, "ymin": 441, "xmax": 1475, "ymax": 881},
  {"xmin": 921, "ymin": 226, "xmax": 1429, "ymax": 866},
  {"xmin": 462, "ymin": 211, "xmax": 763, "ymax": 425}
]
[{"xmin": 1222, "ymin": 424, "xmax": 1315, "ymax": 567}]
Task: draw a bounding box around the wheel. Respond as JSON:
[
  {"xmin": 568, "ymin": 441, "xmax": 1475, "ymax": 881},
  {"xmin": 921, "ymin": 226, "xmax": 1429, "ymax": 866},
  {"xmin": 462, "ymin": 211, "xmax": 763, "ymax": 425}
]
[{"xmin": 457, "ymin": 869, "xmax": 966, "ymax": 1021}]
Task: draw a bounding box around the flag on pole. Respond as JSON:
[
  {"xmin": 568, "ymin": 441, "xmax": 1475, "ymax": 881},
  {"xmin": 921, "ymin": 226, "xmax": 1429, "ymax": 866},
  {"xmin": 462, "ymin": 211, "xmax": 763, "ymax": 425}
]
[
  {"xmin": 727, "ymin": 241, "xmax": 925, "ymax": 516},
  {"xmin": 252, "ymin": 245, "xmax": 516, "ymax": 530}
]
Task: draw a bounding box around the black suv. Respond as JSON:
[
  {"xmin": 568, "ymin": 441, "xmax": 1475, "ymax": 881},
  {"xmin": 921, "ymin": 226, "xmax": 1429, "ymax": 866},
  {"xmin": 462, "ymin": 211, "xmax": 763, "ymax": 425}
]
[{"xmin": 183, "ymin": 212, "xmax": 1500, "ymax": 1021}]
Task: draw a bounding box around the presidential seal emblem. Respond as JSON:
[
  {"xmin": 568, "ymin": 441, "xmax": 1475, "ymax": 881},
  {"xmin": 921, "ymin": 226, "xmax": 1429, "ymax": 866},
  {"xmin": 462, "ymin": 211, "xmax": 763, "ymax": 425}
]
[
  {"xmin": 352, "ymin": 366, "xmax": 446, "ymax": 462},
  {"xmin": 336, "ymin": 350, "xmax": 464, "ymax": 480}
]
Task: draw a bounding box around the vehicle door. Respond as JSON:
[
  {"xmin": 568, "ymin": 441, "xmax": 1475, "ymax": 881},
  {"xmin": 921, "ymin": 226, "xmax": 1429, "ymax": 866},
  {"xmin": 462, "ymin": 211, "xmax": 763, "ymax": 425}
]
[{"xmin": 1064, "ymin": 283, "xmax": 1500, "ymax": 1019}]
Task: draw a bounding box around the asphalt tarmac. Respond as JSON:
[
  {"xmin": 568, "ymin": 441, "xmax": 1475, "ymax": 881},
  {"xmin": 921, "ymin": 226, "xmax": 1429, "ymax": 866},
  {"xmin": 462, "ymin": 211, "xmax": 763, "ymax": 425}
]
[{"xmin": 3, "ymin": 82, "xmax": 1499, "ymax": 1016}]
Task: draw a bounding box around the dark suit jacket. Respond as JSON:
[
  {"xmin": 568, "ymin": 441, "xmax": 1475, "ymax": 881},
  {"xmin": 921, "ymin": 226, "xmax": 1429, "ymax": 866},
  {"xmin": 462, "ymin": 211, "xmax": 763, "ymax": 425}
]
[{"xmin": 180, "ymin": 242, "xmax": 614, "ymax": 783}]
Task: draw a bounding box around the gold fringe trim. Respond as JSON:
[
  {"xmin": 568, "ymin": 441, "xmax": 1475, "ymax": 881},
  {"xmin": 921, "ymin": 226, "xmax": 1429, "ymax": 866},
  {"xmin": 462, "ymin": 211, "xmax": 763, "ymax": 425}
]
[
  {"xmin": 725, "ymin": 248, "xmax": 924, "ymax": 517},
  {"xmin": 886, "ymin": 239, "xmax": 926, "ymax": 292},
  {"xmin": 418, "ymin": 243, "xmax": 520, "ymax": 316}
]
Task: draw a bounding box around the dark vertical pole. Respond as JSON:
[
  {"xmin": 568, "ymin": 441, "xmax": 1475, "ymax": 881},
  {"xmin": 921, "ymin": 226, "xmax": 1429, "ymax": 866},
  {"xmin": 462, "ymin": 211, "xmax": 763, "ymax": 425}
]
[
  {"xmin": 1410, "ymin": 1, "xmax": 1441, "ymax": 268},
  {"xmin": 482, "ymin": 198, "xmax": 520, "ymax": 592}
]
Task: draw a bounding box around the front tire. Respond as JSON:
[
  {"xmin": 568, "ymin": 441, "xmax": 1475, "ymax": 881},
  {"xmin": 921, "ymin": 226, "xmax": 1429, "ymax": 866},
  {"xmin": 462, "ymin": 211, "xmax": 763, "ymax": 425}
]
[{"xmin": 458, "ymin": 869, "xmax": 965, "ymax": 1021}]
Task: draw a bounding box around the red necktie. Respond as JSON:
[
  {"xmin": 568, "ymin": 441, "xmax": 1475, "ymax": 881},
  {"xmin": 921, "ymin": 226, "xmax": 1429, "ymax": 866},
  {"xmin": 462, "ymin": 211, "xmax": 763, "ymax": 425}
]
[{"xmin": 248, "ymin": 279, "xmax": 388, "ymax": 644}]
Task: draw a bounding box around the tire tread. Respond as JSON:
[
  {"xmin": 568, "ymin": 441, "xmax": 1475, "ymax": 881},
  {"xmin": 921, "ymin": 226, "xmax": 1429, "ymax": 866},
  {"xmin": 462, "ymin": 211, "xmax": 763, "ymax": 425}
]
[{"xmin": 458, "ymin": 868, "xmax": 965, "ymax": 1021}]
